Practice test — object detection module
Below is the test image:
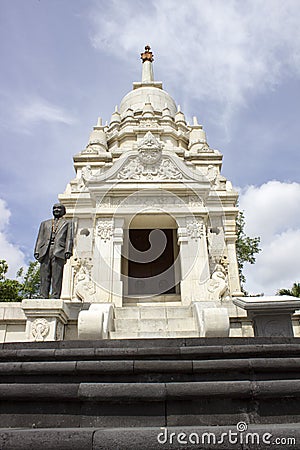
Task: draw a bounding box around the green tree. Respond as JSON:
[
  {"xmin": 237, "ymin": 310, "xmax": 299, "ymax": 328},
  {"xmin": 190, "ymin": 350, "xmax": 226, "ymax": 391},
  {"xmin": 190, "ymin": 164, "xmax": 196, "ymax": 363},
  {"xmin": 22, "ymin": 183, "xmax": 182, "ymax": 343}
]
[
  {"xmin": 235, "ymin": 211, "xmax": 261, "ymax": 293},
  {"xmin": 0, "ymin": 260, "xmax": 22, "ymax": 301},
  {"xmin": 277, "ymin": 282, "xmax": 300, "ymax": 297},
  {"xmin": 0, "ymin": 260, "xmax": 40, "ymax": 301},
  {"xmin": 17, "ymin": 261, "xmax": 40, "ymax": 299}
]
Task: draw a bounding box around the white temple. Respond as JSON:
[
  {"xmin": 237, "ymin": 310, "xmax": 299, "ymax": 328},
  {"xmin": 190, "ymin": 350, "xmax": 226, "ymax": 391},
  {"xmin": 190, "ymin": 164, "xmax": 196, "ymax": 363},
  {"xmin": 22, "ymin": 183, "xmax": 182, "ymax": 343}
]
[
  {"xmin": 59, "ymin": 45, "xmax": 243, "ymax": 339},
  {"xmin": 1, "ymin": 46, "xmax": 299, "ymax": 342}
]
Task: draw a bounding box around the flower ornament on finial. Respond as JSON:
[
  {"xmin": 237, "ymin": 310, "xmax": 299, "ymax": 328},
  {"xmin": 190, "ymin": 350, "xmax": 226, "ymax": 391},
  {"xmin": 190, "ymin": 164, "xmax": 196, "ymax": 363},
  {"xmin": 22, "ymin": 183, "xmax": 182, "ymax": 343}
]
[{"xmin": 141, "ymin": 45, "xmax": 154, "ymax": 63}]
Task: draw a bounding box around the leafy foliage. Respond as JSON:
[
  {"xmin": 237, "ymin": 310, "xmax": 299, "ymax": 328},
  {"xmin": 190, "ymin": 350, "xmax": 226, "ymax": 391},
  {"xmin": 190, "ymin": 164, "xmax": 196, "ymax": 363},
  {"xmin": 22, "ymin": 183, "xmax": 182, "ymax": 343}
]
[
  {"xmin": 0, "ymin": 260, "xmax": 22, "ymax": 301},
  {"xmin": 235, "ymin": 211, "xmax": 261, "ymax": 292},
  {"xmin": 277, "ymin": 282, "xmax": 300, "ymax": 298},
  {"xmin": 17, "ymin": 261, "xmax": 40, "ymax": 299},
  {"xmin": 0, "ymin": 260, "xmax": 40, "ymax": 302}
]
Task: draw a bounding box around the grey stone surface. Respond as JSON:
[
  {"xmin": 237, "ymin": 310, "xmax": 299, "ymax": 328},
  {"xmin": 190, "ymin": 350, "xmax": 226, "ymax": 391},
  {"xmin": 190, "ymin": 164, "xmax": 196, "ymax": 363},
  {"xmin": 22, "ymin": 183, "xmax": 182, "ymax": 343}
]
[
  {"xmin": 76, "ymin": 360, "xmax": 134, "ymax": 373},
  {"xmin": 78, "ymin": 382, "xmax": 166, "ymax": 401},
  {"xmin": 234, "ymin": 296, "xmax": 300, "ymax": 337},
  {"xmin": 0, "ymin": 428, "xmax": 93, "ymax": 450},
  {"xmin": 166, "ymin": 381, "xmax": 252, "ymax": 399},
  {"xmin": 134, "ymin": 360, "xmax": 193, "ymax": 373},
  {"xmin": 254, "ymin": 313, "xmax": 294, "ymax": 337},
  {"xmin": 54, "ymin": 348, "xmax": 96, "ymax": 359},
  {"xmin": 80, "ymin": 402, "xmax": 165, "ymax": 427},
  {"xmin": 93, "ymin": 425, "xmax": 300, "ymax": 450},
  {"xmin": 0, "ymin": 383, "xmax": 79, "ymax": 399},
  {"xmin": 0, "ymin": 425, "xmax": 299, "ymax": 450},
  {"xmin": 0, "ymin": 337, "xmax": 300, "ymax": 440}
]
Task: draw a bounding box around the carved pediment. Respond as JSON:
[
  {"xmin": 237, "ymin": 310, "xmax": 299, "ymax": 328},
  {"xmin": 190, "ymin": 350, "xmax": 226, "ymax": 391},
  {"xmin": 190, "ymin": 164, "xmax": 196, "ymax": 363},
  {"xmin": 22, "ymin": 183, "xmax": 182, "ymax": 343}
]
[
  {"xmin": 117, "ymin": 155, "xmax": 182, "ymax": 180},
  {"xmin": 82, "ymin": 148, "xmax": 209, "ymax": 185}
]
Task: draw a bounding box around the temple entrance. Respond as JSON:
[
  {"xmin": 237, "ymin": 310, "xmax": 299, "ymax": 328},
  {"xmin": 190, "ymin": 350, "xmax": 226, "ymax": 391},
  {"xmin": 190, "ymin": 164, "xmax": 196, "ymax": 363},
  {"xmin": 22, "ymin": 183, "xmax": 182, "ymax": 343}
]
[{"xmin": 121, "ymin": 216, "xmax": 180, "ymax": 297}]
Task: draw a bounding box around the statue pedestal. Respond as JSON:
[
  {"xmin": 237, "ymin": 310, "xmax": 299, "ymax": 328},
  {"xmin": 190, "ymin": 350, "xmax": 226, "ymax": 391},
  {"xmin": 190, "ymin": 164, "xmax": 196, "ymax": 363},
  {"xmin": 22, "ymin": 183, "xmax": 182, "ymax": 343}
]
[
  {"xmin": 22, "ymin": 299, "xmax": 71, "ymax": 342},
  {"xmin": 233, "ymin": 296, "xmax": 300, "ymax": 337}
]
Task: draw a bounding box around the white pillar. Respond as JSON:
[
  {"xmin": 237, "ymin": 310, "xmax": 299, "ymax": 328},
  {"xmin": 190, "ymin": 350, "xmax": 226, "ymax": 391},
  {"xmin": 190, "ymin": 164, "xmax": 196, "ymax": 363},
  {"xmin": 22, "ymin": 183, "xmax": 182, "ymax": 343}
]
[
  {"xmin": 93, "ymin": 217, "xmax": 114, "ymax": 302},
  {"xmin": 226, "ymin": 237, "xmax": 243, "ymax": 296},
  {"xmin": 142, "ymin": 60, "xmax": 154, "ymax": 82},
  {"xmin": 111, "ymin": 217, "xmax": 124, "ymax": 307},
  {"xmin": 177, "ymin": 216, "xmax": 210, "ymax": 305}
]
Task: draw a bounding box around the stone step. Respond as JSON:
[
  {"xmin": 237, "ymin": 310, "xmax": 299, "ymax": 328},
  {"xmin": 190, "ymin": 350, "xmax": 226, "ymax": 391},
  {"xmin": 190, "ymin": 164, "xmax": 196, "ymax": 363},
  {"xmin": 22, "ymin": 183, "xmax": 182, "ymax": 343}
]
[
  {"xmin": 114, "ymin": 317, "xmax": 196, "ymax": 332},
  {"xmin": 0, "ymin": 338, "xmax": 299, "ymax": 434},
  {"xmin": 1, "ymin": 357, "xmax": 300, "ymax": 376},
  {"xmin": 123, "ymin": 294, "xmax": 181, "ymax": 306},
  {"xmin": 114, "ymin": 306, "xmax": 193, "ymax": 319},
  {"xmin": 109, "ymin": 330, "xmax": 200, "ymax": 339},
  {"xmin": 1, "ymin": 425, "xmax": 299, "ymax": 450}
]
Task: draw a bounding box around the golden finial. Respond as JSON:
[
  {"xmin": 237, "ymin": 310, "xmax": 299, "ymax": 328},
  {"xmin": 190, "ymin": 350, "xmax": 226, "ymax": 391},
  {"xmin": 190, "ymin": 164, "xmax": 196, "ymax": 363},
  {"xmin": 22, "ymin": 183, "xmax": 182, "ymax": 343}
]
[{"xmin": 141, "ymin": 45, "xmax": 154, "ymax": 63}]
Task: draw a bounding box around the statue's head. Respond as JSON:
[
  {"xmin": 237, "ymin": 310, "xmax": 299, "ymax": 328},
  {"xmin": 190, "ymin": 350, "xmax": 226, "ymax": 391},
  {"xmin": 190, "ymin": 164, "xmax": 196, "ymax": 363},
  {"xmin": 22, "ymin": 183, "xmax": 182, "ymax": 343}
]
[{"xmin": 52, "ymin": 203, "xmax": 66, "ymax": 218}]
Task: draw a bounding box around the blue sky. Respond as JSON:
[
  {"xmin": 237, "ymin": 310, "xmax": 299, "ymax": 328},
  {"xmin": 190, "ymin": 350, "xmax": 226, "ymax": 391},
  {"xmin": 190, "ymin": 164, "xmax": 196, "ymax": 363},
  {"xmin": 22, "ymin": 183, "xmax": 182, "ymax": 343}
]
[{"xmin": 0, "ymin": 0, "xmax": 299, "ymax": 295}]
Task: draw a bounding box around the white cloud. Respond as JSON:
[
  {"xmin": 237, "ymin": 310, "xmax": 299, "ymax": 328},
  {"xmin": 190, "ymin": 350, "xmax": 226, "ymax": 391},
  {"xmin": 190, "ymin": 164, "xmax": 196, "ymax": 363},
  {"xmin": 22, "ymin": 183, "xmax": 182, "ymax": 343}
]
[
  {"xmin": 16, "ymin": 96, "xmax": 76, "ymax": 127},
  {"xmin": 239, "ymin": 181, "xmax": 300, "ymax": 295},
  {"xmin": 0, "ymin": 199, "xmax": 26, "ymax": 278},
  {"xmin": 0, "ymin": 91, "xmax": 76, "ymax": 134},
  {"xmin": 88, "ymin": 0, "xmax": 300, "ymax": 128}
]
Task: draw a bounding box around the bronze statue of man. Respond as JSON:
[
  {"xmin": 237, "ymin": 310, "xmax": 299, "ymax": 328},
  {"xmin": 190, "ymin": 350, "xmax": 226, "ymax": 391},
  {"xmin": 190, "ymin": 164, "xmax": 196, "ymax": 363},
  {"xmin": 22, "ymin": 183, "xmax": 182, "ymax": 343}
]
[{"xmin": 34, "ymin": 203, "xmax": 74, "ymax": 299}]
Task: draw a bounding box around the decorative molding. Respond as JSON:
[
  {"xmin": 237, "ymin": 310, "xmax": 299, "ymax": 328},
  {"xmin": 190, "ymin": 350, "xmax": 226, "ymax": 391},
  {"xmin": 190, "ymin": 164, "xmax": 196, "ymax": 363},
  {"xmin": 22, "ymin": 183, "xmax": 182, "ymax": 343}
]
[
  {"xmin": 261, "ymin": 319, "xmax": 288, "ymax": 337},
  {"xmin": 82, "ymin": 165, "xmax": 105, "ymax": 182},
  {"xmin": 207, "ymin": 263, "xmax": 229, "ymax": 301},
  {"xmin": 188, "ymin": 195, "xmax": 203, "ymax": 207},
  {"xmin": 81, "ymin": 146, "xmax": 99, "ymax": 155},
  {"xmin": 97, "ymin": 194, "xmax": 203, "ymax": 209},
  {"xmin": 31, "ymin": 318, "xmax": 50, "ymax": 342},
  {"xmin": 96, "ymin": 218, "xmax": 113, "ymax": 242},
  {"xmin": 207, "ymin": 226, "xmax": 226, "ymax": 265},
  {"xmin": 80, "ymin": 150, "xmax": 209, "ymax": 185},
  {"xmin": 73, "ymin": 257, "xmax": 96, "ymax": 302},
  {"xmin": 206, "ymin": 165, "xmax": 219, "ymax": 184},
  {"xmin": 117, "ymin": 156, "xmax": 183, "ymax": 181},
  {"xmin": 137, "ymin": 131, "xmax": 163, "ymax": 165},
  {"xmin": 186, "ymin": 218, "xmax": 204, "ymax": 239}
]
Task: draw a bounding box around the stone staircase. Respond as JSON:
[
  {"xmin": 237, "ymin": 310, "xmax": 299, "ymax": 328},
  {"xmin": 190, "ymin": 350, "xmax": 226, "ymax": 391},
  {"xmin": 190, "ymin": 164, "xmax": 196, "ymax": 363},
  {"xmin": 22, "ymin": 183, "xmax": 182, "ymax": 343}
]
[
  {"xmin": 0, "ymin": 337, "xmax": 300, "ymax": 449},
  {"xmin": 110, "ymin": 304, "xmax": 199, "ymax": 339}
]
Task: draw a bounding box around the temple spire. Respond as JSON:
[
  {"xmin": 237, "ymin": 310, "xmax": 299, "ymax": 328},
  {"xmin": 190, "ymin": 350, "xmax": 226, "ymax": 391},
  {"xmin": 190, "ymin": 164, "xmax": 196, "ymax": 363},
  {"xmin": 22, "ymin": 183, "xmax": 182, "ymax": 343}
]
[{"xmin": 141, "ymin": 45, "xmax": 154, "ymax": 83}]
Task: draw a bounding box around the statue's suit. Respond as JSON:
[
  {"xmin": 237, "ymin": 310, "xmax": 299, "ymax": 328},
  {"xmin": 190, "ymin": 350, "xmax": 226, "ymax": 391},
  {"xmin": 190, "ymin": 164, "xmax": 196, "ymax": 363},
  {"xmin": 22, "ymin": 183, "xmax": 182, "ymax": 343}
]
[{"xmin": 34, "ymin": 218, "xmax": 73, "ymax": 298}]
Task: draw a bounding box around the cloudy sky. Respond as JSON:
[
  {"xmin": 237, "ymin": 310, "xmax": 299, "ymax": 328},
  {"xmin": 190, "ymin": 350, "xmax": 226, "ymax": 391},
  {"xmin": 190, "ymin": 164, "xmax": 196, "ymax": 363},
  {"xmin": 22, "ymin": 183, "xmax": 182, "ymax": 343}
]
[{"xmin": 0, "ymin": 0, "xmax": 299, "ymax": 295}]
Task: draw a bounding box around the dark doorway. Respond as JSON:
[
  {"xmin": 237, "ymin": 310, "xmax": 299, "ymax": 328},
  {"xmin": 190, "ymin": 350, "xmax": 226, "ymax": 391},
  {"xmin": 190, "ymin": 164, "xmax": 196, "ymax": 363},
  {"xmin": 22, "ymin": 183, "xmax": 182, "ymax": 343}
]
[{"xmin": 127, "ymin": 229, "xmax": 176, "ymax": 295}]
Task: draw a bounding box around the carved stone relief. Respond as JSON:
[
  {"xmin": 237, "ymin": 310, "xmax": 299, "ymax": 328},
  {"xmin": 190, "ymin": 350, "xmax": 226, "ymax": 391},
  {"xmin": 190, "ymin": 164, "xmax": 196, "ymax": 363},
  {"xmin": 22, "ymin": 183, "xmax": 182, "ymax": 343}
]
[
  {"xmin": 96, "ymin": 218, "xmax": 113, "ymax": 242},
  {"xmin": 186, "ymin": 219, "xmax": 204, "ymax": 239},
  {"xmin": 72, "ymin": 257, "xmax": 96, "ymax": 302},
  {"xmin": 206, "ymin": 263, "xmax": 229, "ymax": 302},
  {"xmin": 207, "ymin": 225, "xmax": 226, "ymax": 267},
  {"xmin": 117, "ymin": 156, "xmax": 183, "ymax": 181},
  {"xmin": 206, "ymin": 165, "xmax": 219, "ymax": 184},
  {"xmin": 31, "ymin": 318, "xmax": 50, "ymax": 342},
  {"xmin": 97, "ymin": 194, "xmax": 203, "ymax": 209},
  {"xmin": 137, "ymin": 131, "xmax": 163, "ymax": 164}
]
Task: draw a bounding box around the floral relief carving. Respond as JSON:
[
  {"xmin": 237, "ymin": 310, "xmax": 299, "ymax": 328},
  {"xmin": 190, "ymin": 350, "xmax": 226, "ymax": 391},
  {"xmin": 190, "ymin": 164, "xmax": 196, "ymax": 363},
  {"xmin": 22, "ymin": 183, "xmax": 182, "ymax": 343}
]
[
  {"xmin": 117, "ymin": 156, "xmax": 182, "ymax": 181},
  {"xmin": 186, "ymin": 219, "xmax": 204, "ymax": 239},
  {"xmin": 96, "ymin": 218, "xmax": 113, "ymax": 242},
  {"xmin": 31, "ymin": 318, "xmax": 50, "ymax": 342}
]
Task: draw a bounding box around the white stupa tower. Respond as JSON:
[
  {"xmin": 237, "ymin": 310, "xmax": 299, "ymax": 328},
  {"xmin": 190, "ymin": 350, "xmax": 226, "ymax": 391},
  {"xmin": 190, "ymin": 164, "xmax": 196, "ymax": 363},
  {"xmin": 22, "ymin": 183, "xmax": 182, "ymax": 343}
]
[{"xmin": 58, "ymin": 45, "xmax": 243, "ymax": 339}]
